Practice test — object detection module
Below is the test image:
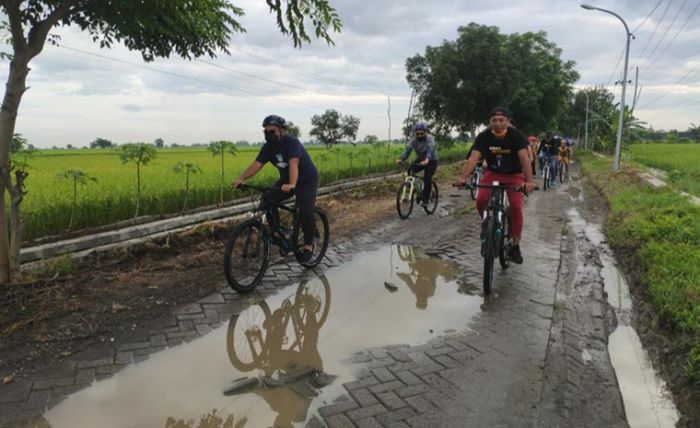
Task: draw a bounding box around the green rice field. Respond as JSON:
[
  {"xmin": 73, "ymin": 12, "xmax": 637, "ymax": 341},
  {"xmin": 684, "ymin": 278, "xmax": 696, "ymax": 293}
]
[
  {"xmin": 628, "ymin": 143, "xmax": 700, "ymax": 197},
  {"xmin": 19, "ymin": 142, "xmax": 469, "ymax": 241}
]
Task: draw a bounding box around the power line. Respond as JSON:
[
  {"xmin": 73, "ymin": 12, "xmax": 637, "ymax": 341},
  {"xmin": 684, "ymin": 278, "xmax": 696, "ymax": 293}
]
[
  {"xmin": 195, "ymin": 59, "xmax": 313, "ymax": 93},
  {"xmin": 642, "ymin": 0, "xmax": 700, "ymax": 72},
  {"xmin": 57, "ymin": 45, "xmax": 328, "ymax": 110},
  {"xmin": 633, "ymin": 0, "xmax": 674, "ymax": 68},
  {"xmin": 606, "ymin": 47, "xmax": 626, "ymax": 86},
  {"xmin": 632, "ymin": 0, "xmax": 665, "ymax": 32},
  {"xmin": 641, "ymin": 0, "xmax": 690, "ymax": 71}
]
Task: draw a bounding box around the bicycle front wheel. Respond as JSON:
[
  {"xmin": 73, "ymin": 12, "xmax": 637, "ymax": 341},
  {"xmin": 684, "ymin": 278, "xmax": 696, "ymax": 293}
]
[
  {"xmin": 224, "ymin": 219, "xmax": 270, "ymax": 293},
  {"xmin": 226, "ymin": 302, "xmax": 271, "ymax": 371},
  {"xmin": 292, "ymin": 208, "xmax": 330, "ymax": 268},
  {"xmin": 498, "ymin": 212, "xmax": 512, "ymax": 270},
  {"xmin": 559, "ymin": 163, "xmax": 565, "ymax": 183},
  {"xmin": 396, "ymin": 182, "xmax": 414, "ymax": 219},
  {"xmin": 470, "ymin": 172, "xmax": 479, "ymax": 200},
  {"xmin": 482, "ymin": 218, "xmax": 495, "ymax": 295},
  {"xmin": 423, "ymin": 182, "xmax": 439, "ymax": 214},
  {"xmin": 543, "ymin": 166, "xmax": 550, "ymax": 191}
]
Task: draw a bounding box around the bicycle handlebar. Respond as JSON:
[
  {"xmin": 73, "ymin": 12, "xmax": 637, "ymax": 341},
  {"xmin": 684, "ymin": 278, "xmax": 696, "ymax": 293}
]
[
  {"xmin": 236, "ymin": 183, "xmax": 276, "ymax": 192},
  {"xmin": 453, "ymin": 182, "xmax": 528, "ymax": 194}
]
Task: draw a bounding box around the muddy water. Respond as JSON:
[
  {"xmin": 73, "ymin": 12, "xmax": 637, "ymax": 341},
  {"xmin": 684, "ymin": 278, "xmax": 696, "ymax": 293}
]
[
  {"xmin": 42, "ymin": 245, "xmax": 480, "ymax": 428},
  {"xmin": 567, "ymin": 208, "xmax": 679, "ymax": 428}
]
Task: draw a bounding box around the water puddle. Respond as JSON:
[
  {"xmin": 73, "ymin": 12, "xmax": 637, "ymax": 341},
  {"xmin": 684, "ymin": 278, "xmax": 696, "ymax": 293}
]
[
  {"xmin": 40, "ymin": 245, "xmax": 480, "ymax": 428},
  {"xmin": 567, "ymin": 208, "xmax": 679, "ymax": 427}
]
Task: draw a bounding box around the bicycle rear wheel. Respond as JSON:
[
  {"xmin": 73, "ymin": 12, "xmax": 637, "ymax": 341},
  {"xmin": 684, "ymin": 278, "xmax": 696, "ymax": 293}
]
[
  {"xmin": 396, "ymin": 182, "xmax": 414, "ymax": 219},
  {"xmin": 224, "ymin": 219, "xmax": 270, "ymax": 293},
  {"xmin": 470, "ymin": 172, "xmax": 479, "ymax": 200},
  {"xmin": 423, "ymin": 182, "xmax": 439, "ymax": 214},
  {"xmin": 543, "ymin": 166, "xmax": 550, "ymax": 191},
  {"xmin": 292, "ymin": 208, "xmax": 330, "ymax": 268},
  {"xmin": 559, "ymin": 162, "xmax": 565, "ymax": 183},
  {"xmin": 482, "ymin": 218, "xmax": 495, "ymax": 295},
  {"xmin": 499, "ymin": 211, "xmax": 512, "ymax": 269}
]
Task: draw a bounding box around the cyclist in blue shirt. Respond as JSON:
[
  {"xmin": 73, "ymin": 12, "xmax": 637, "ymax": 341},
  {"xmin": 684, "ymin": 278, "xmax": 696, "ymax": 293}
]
[
  {"xmin": 538, "ymin": 132, "xmax": 560, "ymax": 188},
  {"xmin": 395, "ymin": 123, "xmax": 439, "ymax": 206},
  {"xmin": 232, "ymin": 115, "xmax": 319, "ymax": 263}
]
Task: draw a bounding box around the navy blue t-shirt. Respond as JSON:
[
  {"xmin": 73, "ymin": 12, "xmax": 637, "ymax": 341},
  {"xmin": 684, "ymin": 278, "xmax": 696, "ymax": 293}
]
[{"xmin": 255, "ymin": 135, "xmax": 318, "ymax": 184}]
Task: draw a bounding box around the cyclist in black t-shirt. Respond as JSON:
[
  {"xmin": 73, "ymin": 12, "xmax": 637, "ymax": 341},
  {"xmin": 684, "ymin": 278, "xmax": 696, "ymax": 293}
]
[
  {"xmin": 455, "ymin": 107, "xmax": 535, "ymax": 264},
  {"xmin": 232, "ymin": 115, "xmax": 319, "ymax": 263}
]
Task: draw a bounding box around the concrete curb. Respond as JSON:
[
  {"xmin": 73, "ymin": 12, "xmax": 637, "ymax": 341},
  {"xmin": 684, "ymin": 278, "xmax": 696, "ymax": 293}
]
[{"xmin": 20, "ymin": 172, "xmax": 405, "ymax": 264}]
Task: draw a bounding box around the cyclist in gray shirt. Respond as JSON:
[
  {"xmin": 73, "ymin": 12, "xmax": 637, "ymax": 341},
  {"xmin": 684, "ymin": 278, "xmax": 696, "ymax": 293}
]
[{"xmin": 396, "ymin": 122, "xmax": 439, "ymax": 206}]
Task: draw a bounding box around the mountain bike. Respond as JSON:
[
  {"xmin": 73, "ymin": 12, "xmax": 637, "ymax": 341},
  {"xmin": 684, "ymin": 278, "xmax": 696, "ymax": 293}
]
[
  {"xmin": 457, "ymin": 182, "xmax": 525, "ymax": 295},
  {"xmin": 541, "ymin": 155, "xmax": 553, "ymax": 191},
  {"xmin": 396, "ymin": 163, "xmax": 438, "ymax": 219},
  {"xmin": 469, "ymin": 165, "xmax": 482, "ymax": 200},
  {"xmin": 226, "ymin": 276, "xmax": 331, "ymax": 373},
  {"xmin": 224, "ymin": 184, "xmax": 329, "ymax": 293},
  {"xmin": 558, "ymin": 159, "xmax": 569, "ymax": 183}
]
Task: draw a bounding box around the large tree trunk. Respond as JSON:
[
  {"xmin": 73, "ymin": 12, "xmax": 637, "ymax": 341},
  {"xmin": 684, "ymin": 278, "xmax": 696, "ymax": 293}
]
[
  {"xmin": 8, "ymin": 169, "xmax": 27, "ymax": 280},
  {"xmin": 0, "ymin": 52, "xmax": 30, "ymax": 283}
]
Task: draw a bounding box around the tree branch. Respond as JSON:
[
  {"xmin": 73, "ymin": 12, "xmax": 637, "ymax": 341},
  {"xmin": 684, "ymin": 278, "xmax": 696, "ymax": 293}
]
[
  {"xmin": 28, "ymin": 0, "xmax": 79, "ymax": 58},
  {"xmin": 5, "ymin": 0, "xmax": 27, "ymax": 54}
]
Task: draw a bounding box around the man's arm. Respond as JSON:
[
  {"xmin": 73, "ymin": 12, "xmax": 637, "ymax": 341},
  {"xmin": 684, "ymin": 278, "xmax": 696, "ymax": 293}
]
[
  {"xmin": 281, "ymin": 158, "xmax": 300, "ymax": 193},
  {"xmin": 518, "ymin": 149, "xmax": 535, "ymax": 193},
  {"xmin": 397, "ymin": 140, "xmax": 414, "ymax": 163},
  {"xmin": 232, "ymin": 161, "xmax": 264, "ymax": 188},
  {"xmin": 456, "ymin": 150, "xmax": 482, "ymax": 185}
]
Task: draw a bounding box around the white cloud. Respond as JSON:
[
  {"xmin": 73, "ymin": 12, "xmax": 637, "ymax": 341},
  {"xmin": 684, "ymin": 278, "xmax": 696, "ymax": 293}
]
[{"xmin": 2, "ymin": 0, "xmax": 700, "ymax": 147}]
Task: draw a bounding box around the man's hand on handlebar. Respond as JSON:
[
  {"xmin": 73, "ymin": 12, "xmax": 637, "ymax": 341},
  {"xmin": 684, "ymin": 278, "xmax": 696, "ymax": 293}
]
[
  {"xmin": 523, "ymin": 181, "xmax": 535, "ymax": 194},
  {"xmin": 231, "ymin": 178, "xmax": 245, "ymax": 190},
  {"xmin": 395, "ymin": 159, "xmax": 404, "ymax": 165},
  {"xmin": 454, "ymin": 175, "xmax": 469, "ymax": 187}
]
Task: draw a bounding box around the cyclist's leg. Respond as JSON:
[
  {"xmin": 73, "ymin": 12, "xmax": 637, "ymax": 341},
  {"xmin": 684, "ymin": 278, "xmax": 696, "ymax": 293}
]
[
  {"xmin": 294, "ymin": 179, "xmax": 319, "ymax": 247},
  {"xmin": 537, "ymin": 152, "xmax": 545, "ymax": 175},
  {"xmin": 422, "ymin": 160, "xmax": 438, "ymax": 202},
  {"xmin": 502, "ymin": 173, "xmax": 525, "ymax": 244},
  {"xmin": 476, "ymin": 171, "xmax": 495, "ymax": 218},
  {"xmin": 549, "ymin": 156, "xmax": 558, "ymax": 184},
  {"xmin": 262, "ymin": 184, "xmax": 291, "ymax": 228}
]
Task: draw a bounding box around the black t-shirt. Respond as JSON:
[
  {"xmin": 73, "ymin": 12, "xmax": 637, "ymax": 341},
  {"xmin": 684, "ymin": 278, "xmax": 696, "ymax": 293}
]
[
  {"xmin": 255, "ymin": 135, "xmax": 318, "ymax": 184},
  {"xmin": 539, "ymin": 137, "xmax": 561, "ymax": 156},
  {"xmin": 472, "ymin": 128, "xmax": 528, "ymax": 174}
]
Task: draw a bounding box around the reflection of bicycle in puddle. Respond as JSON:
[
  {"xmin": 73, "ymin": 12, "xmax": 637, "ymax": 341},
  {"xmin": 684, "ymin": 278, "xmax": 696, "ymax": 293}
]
[
  {"xmin": 225, "ymin": 276, "xmax": 332, "ymax": 427},
  {"xmin": 394, "ymin": 245, "xmax": 460, "ymax": 309}
]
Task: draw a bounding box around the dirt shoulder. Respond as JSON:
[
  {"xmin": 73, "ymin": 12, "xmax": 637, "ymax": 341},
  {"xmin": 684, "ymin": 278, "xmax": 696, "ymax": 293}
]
[{"xmin": 0, "ymin": 166, "xmax": 460, "ymax": 383}]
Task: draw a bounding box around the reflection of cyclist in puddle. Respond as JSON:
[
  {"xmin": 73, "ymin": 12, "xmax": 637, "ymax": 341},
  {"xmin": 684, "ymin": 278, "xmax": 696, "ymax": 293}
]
[
  {"xmin": 395, "ymin": 246, "xmax": 458, "ymax": 309},
  {"xmin": 226, "ymin": 277, "xmax": 331, "ymax": 428}
]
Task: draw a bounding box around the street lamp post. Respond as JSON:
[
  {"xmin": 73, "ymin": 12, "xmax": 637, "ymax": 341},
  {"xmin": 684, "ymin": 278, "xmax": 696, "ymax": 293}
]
[
  {"xmin": 582, "ymin": 89, "xmax": 590, "ymax": 150},
  {"xmin": 581, "ymin": 3, "xmax": 631, "ymax": 170}
]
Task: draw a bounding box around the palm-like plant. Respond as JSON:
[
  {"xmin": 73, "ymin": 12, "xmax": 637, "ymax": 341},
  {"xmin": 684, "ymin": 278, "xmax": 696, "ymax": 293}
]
[
  {"xmin": 56, "ymin": 170, "xmax": 97, "ymax": 232},
  {"xmin": 208, "ymin": 140, "xmax": 238, "ymax": 204},
  {"xmin": 172, "ymin": 162, "xmax": 202, "ymax": 213},
  {"xmin": 119, "ymin": 143, "xmax": 157, "ymax": 218}
]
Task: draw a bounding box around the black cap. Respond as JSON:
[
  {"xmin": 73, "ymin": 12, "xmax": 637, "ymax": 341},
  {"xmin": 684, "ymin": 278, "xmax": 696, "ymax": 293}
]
[{"xmin": 489, "ymin": 106, "xmax": 509, "ymax": 118}]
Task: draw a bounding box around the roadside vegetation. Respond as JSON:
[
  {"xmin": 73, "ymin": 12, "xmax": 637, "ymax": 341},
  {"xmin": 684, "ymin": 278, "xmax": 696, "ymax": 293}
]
[
  {"xmin": 17, "ymin": 143, "xmax": 468, "ymax": 242},
  {"xmin": 627, "ymin": 143, "xmax": 700, "ymax": 197},
  {"xmin": 578, "ymin": 151, "xmax": 700, "ymax": 384}
]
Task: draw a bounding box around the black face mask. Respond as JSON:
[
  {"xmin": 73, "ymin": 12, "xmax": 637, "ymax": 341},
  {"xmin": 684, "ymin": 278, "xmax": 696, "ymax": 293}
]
[
  {"xmin": 417, "ymin": 136, "xmax": 427, "ymax": 142},
  {"xmin": 264, "ymin": 130, "xmax": 280, "ymax": 145}
]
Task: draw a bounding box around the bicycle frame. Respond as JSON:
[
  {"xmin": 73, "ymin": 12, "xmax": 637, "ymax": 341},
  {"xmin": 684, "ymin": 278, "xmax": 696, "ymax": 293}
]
[{"xmin": 400, "ymin": 165, "xmax": 424, "ymax": 201}]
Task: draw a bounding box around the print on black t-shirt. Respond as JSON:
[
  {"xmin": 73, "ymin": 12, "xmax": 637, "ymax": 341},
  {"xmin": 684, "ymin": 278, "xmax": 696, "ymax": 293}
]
[{"xmin": 472, "ymin": 128, "xmax": 528, "ymax": 175}]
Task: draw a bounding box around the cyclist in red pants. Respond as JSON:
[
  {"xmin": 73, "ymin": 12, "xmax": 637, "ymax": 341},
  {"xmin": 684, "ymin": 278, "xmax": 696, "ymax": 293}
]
[{"xmin": 455, "ymin": 107, "xmax": 535, "ymax": 263}]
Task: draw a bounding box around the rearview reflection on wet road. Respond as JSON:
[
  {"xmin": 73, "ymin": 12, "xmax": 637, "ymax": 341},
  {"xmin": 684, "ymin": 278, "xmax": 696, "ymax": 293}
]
[{"xmin": 41, "ymin": 245, "xmax": 481, "ymax": 428}]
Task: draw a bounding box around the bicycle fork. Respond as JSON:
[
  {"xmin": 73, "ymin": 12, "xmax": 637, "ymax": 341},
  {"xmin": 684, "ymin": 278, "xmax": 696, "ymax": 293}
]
[{"xmin": 401, "ymin": 176, "xmax": 415, "ymax": 201}]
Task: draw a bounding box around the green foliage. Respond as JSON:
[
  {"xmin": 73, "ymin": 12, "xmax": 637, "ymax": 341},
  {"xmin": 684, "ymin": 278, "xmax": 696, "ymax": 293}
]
[
  {"xmin": 172, "ymin": 162, "xmax": 202, "ymax": 213},
  {"xmin": 285, "ymin": 121, "xmax": 301, "ymax": 138},
  {"xmin": 266, "ymin": 0, "xmax": 342, "ymax": 47},
  {"xmin": 208, "ymin": 140, "xmax": 237, "ymax": 204},
  {"xmin": 119, "ymin": 143, "xmax": 157, "ymax": 218},
  {"xmin": 405, "ymin": 23, "xmax": 579, "ymax": 135},
  {"xmin": 90, "ymin": 137, "xmax": 114, "ymax": 149},
  {"xmin": 579, "ymin": 152, "xmax": 700, "ymax": 382},
  {"xmin": 56, "ymin": 169, "xmax": 97, "ymax": 231},
  {"xmin": 309, "ymin": 109, "xmax": 361, "ymax": 147}
]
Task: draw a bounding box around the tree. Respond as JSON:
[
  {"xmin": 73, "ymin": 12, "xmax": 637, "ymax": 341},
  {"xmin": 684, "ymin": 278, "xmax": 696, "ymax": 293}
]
[
  {"xmin": 119, "ymin": 143, "xmax": 157, "ymax": 218},
  {"xmin": 56, "ymin": 170, "xmax": 97, "ymax": 232},
  {"xmin": 689, "ymin": 123, "xmax": 700, "ymax": 143},
  {"xmin": 172, "ymin": 162, "xmax": 202, "ymax": 213},
  {"xmin": 362, "ymin": 135, "xmax": 379, "ymax": 145},
  {"xmin": 0, "ymin": 1, "xmax": 342, "ymax": 285},
  {"xmin": 154, "ymin": 138, "xmax": 165, "ymax": 148},
  {"xmin": 7, "ymin": 134, "xmax": 35, "ymax": 278},
  {"xmin": 310, "ymin": 109, "xmax": 361, "ymax": 148},
  {"xmin": 405, "ymin": 23, "xmax": 578, "ymax": 136},
  {"xmin": 66, "ymin": 144, "xmax": 74, "ymax": 149},
  {"xmin": 89, "ymin": 138, "xmax": 114, "ymax": 149},
  {"xmin": 286, "ymin": 121, "xmax": 301, "ymax": 138},
  {"xmin": 208, "ymin": 140, "xmax": 237, "ymax": 204}
]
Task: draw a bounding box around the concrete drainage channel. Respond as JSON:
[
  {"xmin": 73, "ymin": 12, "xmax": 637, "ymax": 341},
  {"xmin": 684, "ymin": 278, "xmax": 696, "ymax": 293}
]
[{"xmin": 20, "ymin": 172, "xmax": 406, "ymax": 265}]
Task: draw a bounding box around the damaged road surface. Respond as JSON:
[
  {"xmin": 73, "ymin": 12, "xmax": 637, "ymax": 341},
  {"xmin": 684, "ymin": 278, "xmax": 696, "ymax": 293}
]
[{"xmin": 2, "ymin": 169, "xmax": 685, "ymax": 428}]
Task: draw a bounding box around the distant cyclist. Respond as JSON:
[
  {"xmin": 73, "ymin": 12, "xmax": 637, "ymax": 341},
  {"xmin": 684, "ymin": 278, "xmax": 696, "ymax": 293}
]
[
  {"xmin": 455, "ymin": 107, "xmax": 535, "ymax": 264},
  {"xmin": 396, "ymin": 123, "xmax": 439, "ymax": 206},
  {"xmin": 538, "ymin": 132, "xmax": 560, "ymax": 187},
  {"xmin": 232, "ymin": 114, "xmax": 319, "ymax": 263},
  {"xmin": 557, "ymin": 139, "xmax": 570, "ymax": 173},
  {"xmin": 528, "ymin": 136, "xmax": 539, "ymax": 177}
]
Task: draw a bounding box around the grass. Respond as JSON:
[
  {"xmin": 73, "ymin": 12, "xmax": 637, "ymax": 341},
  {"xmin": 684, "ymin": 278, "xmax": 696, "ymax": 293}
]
[
  {"xmin": 17, "ymin": 143, "xmax": 469, "ymax": 241},
  {"xmin": 578, "ymin": 151, "xmax": 700, "ymax": 383},
  {"xmin": 627, "ymin": 143, "xmax": 700, "ymax": 197}
]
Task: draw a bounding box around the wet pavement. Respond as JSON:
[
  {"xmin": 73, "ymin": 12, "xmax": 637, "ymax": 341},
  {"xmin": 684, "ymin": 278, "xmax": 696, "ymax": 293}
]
[{"xmin": 1, "ymin": 167, "xmax": 686, "ymax": 428}]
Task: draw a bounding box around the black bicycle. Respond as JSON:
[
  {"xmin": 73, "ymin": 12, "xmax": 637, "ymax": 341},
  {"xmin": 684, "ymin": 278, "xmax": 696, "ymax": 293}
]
[
  {"xmin": 457, "ymin": 182, "xmax": 524, "ymax": 295},
  {"xmin": 396, "ymin": 163, "xmax": 438, "ymax": 219},
  {"xmin": 224, "ymin": 184, "xmax": 330, "ymax": 293}
]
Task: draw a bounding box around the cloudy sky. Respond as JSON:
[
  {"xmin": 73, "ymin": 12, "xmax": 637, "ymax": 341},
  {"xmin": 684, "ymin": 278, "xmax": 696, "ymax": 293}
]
[{"xmin": 2, "ymin": 0, "xmax": 699, "ymax": 148}]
